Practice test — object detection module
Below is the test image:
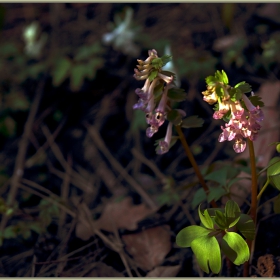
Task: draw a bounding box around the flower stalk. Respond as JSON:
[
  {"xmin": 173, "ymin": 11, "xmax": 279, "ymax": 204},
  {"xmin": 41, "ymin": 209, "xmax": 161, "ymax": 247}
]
[
  {"xmin": 175, "ymin": 125, "xmax": 218, "ymax": 208},
  {"xmin": 248, "ymin": 139, "xmax": 258, "ymax": 225},
  {"xmin": 243, "ymin": 139, "xmax": 258, "ymax": 277}
]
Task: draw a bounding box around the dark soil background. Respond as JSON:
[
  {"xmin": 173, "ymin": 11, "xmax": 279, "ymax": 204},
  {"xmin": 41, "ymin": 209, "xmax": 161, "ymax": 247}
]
[{"xmin": 0, "ymin": 3, "xmax": 280, "ymax": 277}]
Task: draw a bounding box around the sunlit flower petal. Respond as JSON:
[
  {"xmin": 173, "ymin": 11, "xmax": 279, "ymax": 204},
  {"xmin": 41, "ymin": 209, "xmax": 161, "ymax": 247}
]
[{"xmin": 233, "ymin": 137, "xmax": 246, "ymax": 153}]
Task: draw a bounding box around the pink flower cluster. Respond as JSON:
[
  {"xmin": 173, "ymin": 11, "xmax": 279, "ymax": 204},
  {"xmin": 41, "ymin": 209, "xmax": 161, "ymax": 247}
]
[
  {"xmin": 215, "ymin": 94, "xmax": 264, "ymax": 153},
  {"xmin": 133, "ymin": 49, "xmax": 175, "ymax": 154}
]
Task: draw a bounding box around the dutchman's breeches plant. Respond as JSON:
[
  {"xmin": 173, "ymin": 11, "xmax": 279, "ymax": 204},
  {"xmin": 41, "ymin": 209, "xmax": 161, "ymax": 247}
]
[{"xmin": 132, "ymin": 49, "xmax": 280, "ymax": 276}]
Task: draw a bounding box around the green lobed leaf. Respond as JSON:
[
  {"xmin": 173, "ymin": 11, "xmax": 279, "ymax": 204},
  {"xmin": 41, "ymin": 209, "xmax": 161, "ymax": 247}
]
[
  {"xmin": 207, "ymin": 186, "xmax": 227, "ymax": 203},
  {"xmin": 221, "ymin": 232, "xmax": 249, "ymax": 265},
  {"xmin": 215, "ymin": 84, "xmax": 224, "ymax": 98},
  {"xmin": 151, "ymin": 57, "xmax": 164, "ymax": 69},
  {"xmin": 198, "ymin": 205, "xmax": 214, "ymax": 229},
  {"xmin": 222, "ymin": 110, "xmax": 232, "ymax": 122},
  {"xmin": 235, "ymin": 91, "xmax": 242, "ymax": 101},
  {"xmin": 230, "ymin": 88, "xmax": 242, "ymax": 102},
  {"xmin": 181, "ymin": 115, "xmax": 204, "ymax": 128},
  {"xmin": 52, "ymin": 57, "xmax": 72, "ymax": 87},
  {"xmin": 204, "ymin": 168, "xmax": 228, "ymax": 186},
  {"xmin": 70, "ymin": 64, "xmax": 86, "ymax": 91},
  {"xmin": 176, "ymin": 225, "xmax": 210, "ymax": 248},
  {"xmin": 234, "ymin": 81, "xmax": 245, "ymax": 88},
  {"xmin": 267, "ymin": 157, "xmax": 280, "ymax": 190},
  {"xmin": 205, "ymin": 164, "xmax": 240, "ymax": 185},
  {"xmin": 226, "ymin": 166, "xmax": 241, "ymax": 180},
  {"xmin": 214, "ymin": 210, "xmax": 228, "ymax": 230},
  {"xmin": 225, "ymin": 200, "xmax": 241, "ymax": 228},
  {"xmin": 234, "ymin": 81, "xmax": 252, "ymax": 94},
  {"xmin": 229, "ymin": 87, "xmax": 238, "ymax": 98},
  {"xmin": 214, "ymin": 70, "xmax": 224, "ymax": 83},
  {"xmin": 167, "ymin": 87, "xmax": 187, "ymax": 102},
  {"xmin": 191, "ymin": 235, "xmax": 221, "ymax": 274},
  {"xmin": 236, "ymin": 214, "xmax": 255, "ymax": 240},
  {"xmin": 249, "ymin": 95, "xmax": 264, "ymax": 108},
  {"xmin": 213, "ymin": 103, "xmax": 219, "ymax": 112},
  {"xmin": 161, "ymin": 54, "xmax": 172, "ymax": 67},
  {"xmin": 3, "ymin": 225, "xmax": 17, "ymax": 239},
  {"xmin": 221, "ymin": 70, "xmax": 229, "ymax": 84},
  {"xmin": 74, "ymin": 43, "xmax": 103, "ymax": 62},
  {"xmin": 148, "ymin": 69, "xmax": 158, "ymax": 81},
  {"xmin": 166, "ymin": 110, "xmax": 182, "ymax": 126},
  {"xmin": 205, "ymin": 75, "xmax": 218, "ymax": 85},
  {"xmin": 207, "ymin": 208, "xmax": 225, "ymax": 217},
  {"xmin": 153, "ymin": 81, "xmax": 165, "ymax": 101},
  {"xmin": 191, "ymin": 188, "xmax": 207, "ymax": 209}
]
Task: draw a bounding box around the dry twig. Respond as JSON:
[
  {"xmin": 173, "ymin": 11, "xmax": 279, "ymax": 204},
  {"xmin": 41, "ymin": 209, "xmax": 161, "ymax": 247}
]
[
  {"xmin": 84, "ymin": 122, "xmax": 158, "ymax": 211},
  {"xmin": 0, "ymin": 79, "xmax": 45, "ymax": 232}
]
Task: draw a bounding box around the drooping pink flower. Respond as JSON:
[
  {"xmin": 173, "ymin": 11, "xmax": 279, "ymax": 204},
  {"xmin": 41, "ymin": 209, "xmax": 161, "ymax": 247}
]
[
  {"xmin": 233, "ymin": 136, "xmax": 246, "ymax": 153},
  {"xmin": 157, "ymin": 122, "xmax": 173, "ymax": 155},
  {"xmin": 213, "ymin": 100, "xmax": 230, "ymax": 120},
  {"xmin": 146, "ymin": 125, "xmax": 158, "ymax": 138},
  {"xmin": 217, "ymin": 93, "xmax": 264, "ymax": 153},
  {"xmin": 229, "ymin": 101, "xmax": 244, "ymax": 120}
]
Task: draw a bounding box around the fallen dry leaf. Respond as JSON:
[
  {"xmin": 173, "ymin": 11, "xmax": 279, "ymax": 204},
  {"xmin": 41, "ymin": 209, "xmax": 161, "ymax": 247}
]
[
  {"xmin": 75, "ymin": 219, "xmax": 92, "ymax": 241},
  {"xmin": 94, "ymin": 197, "xmax": 154, "ymax": 232},
  {"xmin": 75, "ymin": 202, "xmax": 95, "ymax": 241},
  {"xmin": 60, "ymin": 262, "xmax": 123, "ymax": 277},
  {"xmin": 84, "ymin": 262, "xmax": 124, "ymax": 277},
  {"xmin": 146, "ymin": 265, "xmax": 181, "ymax": 277},
  {"xmin": 122, "ymin": 225, "xmax": 172, "ymax": 271}
]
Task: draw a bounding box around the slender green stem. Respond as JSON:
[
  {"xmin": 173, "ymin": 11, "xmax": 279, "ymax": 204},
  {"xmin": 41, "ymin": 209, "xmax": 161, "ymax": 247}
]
[
  {"xmin": 247, "ymin": 139, "xmax": 258, "ymax": 225},
  {"xmin": 175, "ymin": 125, "xmax": 218, "ymax": 208},
  {"xmin": 257, "ymin": 179, "xmax": 270, "ymax": 202},
  {"xmin": 257, "ymin": 158, "xmax": 280, "ymax": 177}
]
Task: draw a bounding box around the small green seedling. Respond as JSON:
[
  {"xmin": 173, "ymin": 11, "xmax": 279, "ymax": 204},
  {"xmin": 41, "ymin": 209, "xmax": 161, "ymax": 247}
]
[{"xmin": 176, "ymin": 200, "xmax": 255, "ymax": 274}]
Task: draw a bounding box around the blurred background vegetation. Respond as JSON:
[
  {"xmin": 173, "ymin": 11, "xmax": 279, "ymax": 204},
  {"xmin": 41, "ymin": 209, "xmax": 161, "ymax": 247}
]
[{"xmin": 0, "ymin": 3, "xmax": 280, "ymax": 277}]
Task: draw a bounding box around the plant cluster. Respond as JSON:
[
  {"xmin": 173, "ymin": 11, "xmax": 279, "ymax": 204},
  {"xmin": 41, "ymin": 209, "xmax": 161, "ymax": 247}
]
[
  {"xmin": 1, "ymin": 4, "xmax": 280, "ymax": 277},
  {"xmin": 132, "ymin": 49, "xmax": 280, "ymax": 275},
  {"xmin": 132, "ymin": 49, "xmax": 203, "ymax": 155},
  {"xmin": 202, "ymin": 70, "xmax": 264, "ymax": 153}
]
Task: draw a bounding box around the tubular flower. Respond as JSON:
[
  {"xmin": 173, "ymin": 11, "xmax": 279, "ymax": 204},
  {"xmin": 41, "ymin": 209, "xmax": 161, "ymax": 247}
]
[
  {"xmin": 133, "ymin": 49, "xmax": 175, "ymax": 139},
  {"xmin": 133, "ymin": 49, "xmax": 189, "ymax": 155},
  {"xmin": 145, "ymin": 78, "xmax": 173, "ymax": 137},
  {"xmin": 213, "ymin": 100, "xmax": 230, "ymax": 120},
  {"xmin": 132, "ymin": 79, "xmax": 151, "ymax": 111},
  {"xmin": 217, "ymin": 93, "xmax": 264, "ymax": 153},
  {"xmin": 202, "ymin": 70, "xmax": 264, "ymax": 153},
  {"xmin": 202, "ymin": 85, "xmax": 218, "ymax": 105},
  {"xmin": 156, "ymin": 122, "xmax": 173, "ymax": 155}
]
